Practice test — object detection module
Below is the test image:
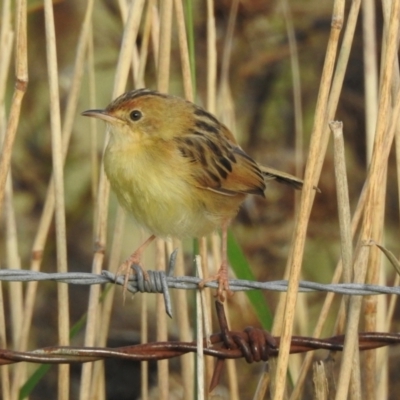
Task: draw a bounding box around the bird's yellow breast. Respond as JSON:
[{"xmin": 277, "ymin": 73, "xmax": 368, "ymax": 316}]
[{"xmin": 104, "ymin": 138, "xmax": 242, "ymax": 238}]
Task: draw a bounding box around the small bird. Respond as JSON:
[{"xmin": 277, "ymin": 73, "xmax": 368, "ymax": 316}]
[{"xmin": 82, "ymin": 88, "xmax": 304, "ymax": 300}]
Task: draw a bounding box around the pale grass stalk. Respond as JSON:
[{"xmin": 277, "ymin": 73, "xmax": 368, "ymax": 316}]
[
  {"xmin": 113, "ymin": 0, "xmax": 146, "ymax": 97},
  {"xmin": 324, "ymin": 0, "xmax": 361, "ymax": 170},
  {"xmin": 281, "ymin": 0, "xmax": 304, "ymax": 184},
  {"xmin": 0, "ymin": 5, "xmax": 18, "ymax": 398},
  {"xmin": 206, "ymin": 0, "xmax": 217, "ymax": 112},
  {"xmin": 253, "ymin": 359, "xmax": 276, "ymax": 400},
  {"xmin": 136, "ymin": 0, "xmax": 155, "ymax": 88},
  {"xmin": 330, "ymin": 122, "xmax": 353, "ymax": 284},
  {"xmin": 271, "ymin": 1, "xmax": 345, "ymax": 398},
  {"xmin": 312, "ymin": 361, "xmax": 328, "ymax": 400},
  {"xmin": 373, "ymin": 82, "xmax": 400, "ymax": 398},
  {"xmin": 0, "ymin": 0, "xmax": 13, "ymax": 106},
  {"xmin": 171, "ymin": 238, "xmax": 194, "ymax": 399},
  {"xmin": 87, "ymin": 28, "xmax": 99, "ymax": 202},
  {"xmin": 141, "ymin": 292, "xmax": 149, "ymax": 400},
  {"xmin": 0, "ymin": 279, "xmax": 10, "ymax": 400},
  {"xmin": 360, "ymin": 1, "xmax": 400, "ymax": 398},
  {"xmin": 5, "ymin": 174, "xmax": 23, "ymax": 343},
  {"xmin": 253, "ymin": 363, "xmax": 271, "ymax": 400},
  {"xmin": 330, "ymin": 121, "xmax": 361, "ymax": 399},
  {"xmin": 80, "ymin": 2, "xmax": 145, "ymax": 398},
  {"xmin": 217, "ymin": 2, "xmax": 237, "ymax": 136},
  {"xmin": 43, "ymin": 1, "xmax": 70, "ymax": 398},
  {"xmin": 218, "ymin": 0, "xmax": 238, "ymax": 115},
  {"xmin": 195, "ymin": 255, "xmax": 206, "ymax": 400},
  {"xmin": 375, "ymin": 267, "xmax": 388, "ymax": 399},
  {"xmin": 0, "ymin": 1, "xmax": 23, "ymax": 354},
  {"xmin": 337, "ymin": 23, "xmax": 400, "ymax": 399},
  {"xmin": 205, "ymin": 0, "xmax": 220, "ymax": 310},
  {"xmin": 174, "ymin": 0, "xmax": 194, "ymax": 101},
  {"xmin": 0, "ymin": 0, "xmax": 27, "ymax": 222},
  {"xmin": 294, "ymin": 2, "xmax": 363, "ymax": 393},
  {"xmin": 291, "ymin": 174, "xmax": 369, "ymax": 400},
  {"xmin": 223, "ymin": 305, "xmax": 240, "ymax": 400},
  {"xmin": 362, "ymin": 0, "xmax": 379, "ymax": 163},
  {"xmin": 154, "ymin": 2, "xmax": 173, "ymax": 398},
  {"xmin": 20, "ymin": 5, "xmax": 95, "ymax": 377},
  {"xmin": 290, "ymin": 268, "xmax": 342, "ymax": 400},
  {"xmin": 198, "ymin": 236, "xmax": 214, "ymax": 388},
  {"xmin": 90, "ymin": 206, "xmax": 126, "ymax": 398},
  {"xmin": 151, "ymin": 6, "xmax": 160, "ymax": 68},
  {"xmin": 335, "ymin": 245, "xmax": 370, "ymax": 400},
  {"xmin": 156, "ymin": 239, "xmax": 169, "ymax": 399},
  {"xmin": 273, "ymin": 0, "xmax": 345, "ymax": 330},
  {"xmin": 157, "ymin": 0, "xmax": 173, "ymax": 93},
  {"xmin": 16, "ymin": 4, "xmax": 94, "ymax": 381},
  {"xmin": 168, "ymin": 6, "xmax": 196, "ymax": 394}
]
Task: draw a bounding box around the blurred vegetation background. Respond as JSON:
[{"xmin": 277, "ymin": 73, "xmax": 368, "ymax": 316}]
[{"xmin": 1, "ymin": 0, "xmax": 399, "ymax": 399}]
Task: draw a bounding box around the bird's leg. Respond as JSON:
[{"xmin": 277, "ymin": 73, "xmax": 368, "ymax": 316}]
[
  {"xmin": 199, "ymin": 221, "xmax": 233, "ymax": 302},
  {"xmin": 215, "ymin": 220, "xmax": 233, "ymax": 301},
  {"xmin": 117, "ymin": 234, "xmax": 156, "ymax": 298}
]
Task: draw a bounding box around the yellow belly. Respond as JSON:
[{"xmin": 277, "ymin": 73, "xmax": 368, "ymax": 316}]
[{"xmin": 104, "ymin": 141, "xmax": 243, "ymax": 238}]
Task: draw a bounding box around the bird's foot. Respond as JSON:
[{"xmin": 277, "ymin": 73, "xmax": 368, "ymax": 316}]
[
  {"xmin": 199, "ymin": 261, "xmax": 233, "ymax": 302},
  {"xmin": 117, "ymin": 252, "xmax": 149, "ymax": 301}
]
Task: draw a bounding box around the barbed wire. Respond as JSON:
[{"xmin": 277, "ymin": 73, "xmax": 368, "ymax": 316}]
[
  {"xmin": 1, "ymin": 301, "xmax": 399, "ymax": 391},
  {"xmin": 1, "ymin": 249, "xmax": 400, "ymax": 317}
]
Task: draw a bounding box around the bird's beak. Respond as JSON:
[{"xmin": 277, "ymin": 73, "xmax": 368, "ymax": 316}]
[{"xmin": 81, "ymin": 109, "xmax": 120, "ymax": 124}]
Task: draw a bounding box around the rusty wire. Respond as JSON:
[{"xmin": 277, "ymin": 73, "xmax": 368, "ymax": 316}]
[{"xmin": 1, "ymin": 301, "xmax": 399, "ymax": 391}]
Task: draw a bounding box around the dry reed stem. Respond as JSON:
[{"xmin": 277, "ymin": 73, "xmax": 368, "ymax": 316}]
[
  {"xmin": 87, "ymin": 28, "xmax": 99, "ymax": 202},
  {"xmin": 136, "ymin": 0, "xmax": 154, "ymax": 88},
  {"xmin": 335, "ymin": 244, "xmax": 370, "ymax": 400},
  {"xmin": 0, "ymin": 4, "xmax": 17, "ymax": 398},
  {"xmin": 358, "ymin": 1, "xmax": 400, "ymax": 398},
  {"xmin": 5, "ymin": 174, "xmax": 23, "ymax": 390},
  {"xmin": 80, "ymin": 2, "xmax": 146, "ymax": 398},
  {"xmin": 290, "ymin": 1, "xmax": 363, "ymax": 397},
  {"xmin": 371, "ymin": 79, "xmax": 400, "ymax": 397},
  {"xmin": 0, "ymin": 286, "xmax": 10, "ymax": 400},
  {"xmin": 195, "ymin": 255, "xmax": 206, "ymax": 400},
  {"xmin": 172, "ymin": 238, "xmax": 194, "ymax": 399},
  {"xmin": 206, "ymin": 0, "xmax": 217, "ymax": 112},
  {"xmin": 362, "ymin": 0, "xmax": 379, "ymax": 162},
  {"xmin": 164, "ymin": 0, "xmax": 192, "ymax": 361},
  {"xmin": 360, "ymin": 1, "xmax": 380, "ymax": 393},
  {"xmin": 0, "ymin": 0, "xmax": 27, "ymax": 213},
  {"xmin": 141, "ymin": 292, "xmax": 149, "ymax": 400},
  {"xmin": 0, "ymin": 1, "xmax": 13, "ymax": 106},
  {"xmin": 155, "ymin": 2, "xmax": 173, "ymax": 398},
  {"xmin": 17, "ymin": 8, "xmax": 95, "ymax": 391},
  {"xmin": 330, "ymin": 121, "xmax": 362, "ymax": 399},
  {"xmin": 253, "ymin": 363, "xmax": 271, "ymax": 400},
  {"xmin": 43, "ymin": 0, "xmax": 70, "ymax": 397},
  {"xmin": 312, "ymin": 361, "xmax": 328, "ymax": 400},
  {"xmin": 174, "ymin": 0, "xmax": 194, "ymax": 101},
  {"xmin": 281, "ymin": 0, "xmax": 304, "ymax": 185},
  {"xmin": 223, "ymin": 305, "xmax": 240, "ymax": 400},
  {"xmin": 331, "ymin": 122, "xmax": 353, "ymax": 284},
  {"xmin": 91, "ymin": 206, "xmax": 126, "ymax": 396},
  {"xmin": 271, "ymin": 1, "xmax": 345, "ymax": 398}
]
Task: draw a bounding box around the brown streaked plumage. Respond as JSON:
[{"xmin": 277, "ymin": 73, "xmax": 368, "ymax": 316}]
[{"xmin": 82, "ymin": 88, "xmax": 305, "ymax": 300}]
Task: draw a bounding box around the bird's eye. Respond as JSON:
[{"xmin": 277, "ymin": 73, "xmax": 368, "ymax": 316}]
[{"xmin": 129, "ymin": 110, "xmax": 142, "ymax": 121}]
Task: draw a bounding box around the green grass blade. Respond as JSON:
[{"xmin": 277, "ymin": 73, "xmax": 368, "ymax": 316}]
[{"xmin": 227, "ymin": 230, "xmax": 273, "ymax": 330}]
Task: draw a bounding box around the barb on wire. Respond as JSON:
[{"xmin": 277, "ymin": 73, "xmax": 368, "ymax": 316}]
[
  {"xmin": 2, "ymin": 246, "xmax": 400, "ymax": 319},
  {"xmin": 1, "ymin": 300, "xmax": 399, "ymax": 389}
]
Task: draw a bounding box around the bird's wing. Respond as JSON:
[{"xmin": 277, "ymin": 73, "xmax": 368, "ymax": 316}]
[{"xmin": 174, "ymin": 130, "xmax": 265, "ymax": 197}]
